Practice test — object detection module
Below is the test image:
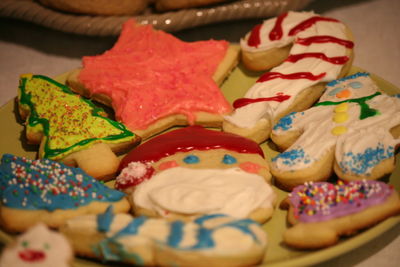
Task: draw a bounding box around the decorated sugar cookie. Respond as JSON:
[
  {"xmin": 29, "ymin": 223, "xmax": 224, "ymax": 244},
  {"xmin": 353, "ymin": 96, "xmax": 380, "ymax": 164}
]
[
  {"xmin": 0, "ymin": 154, "xmax": 130, "ymax": 232},
  {"xmin": 223, "ymin": 11, "xmax": 354, "ymax": 143},
  {"xmin": 270, "ymin": 72, "xmax": 400, "ymax": 190},
  {"xmin": 0, "ymin": 223, "xmax": 73, "ymax": 267},
  {"xmin": 117, "ymin": 126, "xmax": 277, "ymax": 223},
  {"xmin": 67, "ymin": 19, "xmax": 240, "ymax": 140},
  {"xmin": 61, "ymin": 207, "xmax": 268, "ymax": 266},
  {"xmin": 281, "ymin": 180, "xmax": 400, "ymax": 249},
  {"xmin": 17, "ymin": 74, "xmax": 140, "ymax": 180}
]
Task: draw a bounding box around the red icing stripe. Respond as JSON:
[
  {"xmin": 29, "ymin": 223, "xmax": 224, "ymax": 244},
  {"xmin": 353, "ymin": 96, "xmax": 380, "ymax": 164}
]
[
  {"xmin": 256, "ymin": 72, "xmax": 326, "ymax": 83},
  {"xmin": 296, "ymin": 35, "xmax": 354, "ymax": 48},
  {"xmin": 286, "ymin": 53, "xmax": 349, "ymax": 64},
  {"xmin": 233, "ymin": 94, "xmax": 291, "ymax": 109},
  {"xmin": 269, "ymin": 12, "xmax": 288, "ymax": 41},
  {"xmin": 247, "ymin": 24, "xmax": 263, "ymax": 47},
  {"xmin": 289, "ymin": 16, "xmax": 340, "ymax": 36},
  {"xmin": 119, "ymin": 126, "xmax": 264, "ymax": 171}
]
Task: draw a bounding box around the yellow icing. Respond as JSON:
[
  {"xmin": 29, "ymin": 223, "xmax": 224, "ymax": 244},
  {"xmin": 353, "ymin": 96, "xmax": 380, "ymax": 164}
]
[
  {"xmin": 334, "ymin": 102, "xmax": 349, "ymax": 113},
  {"xmin": 331, "ymin": 126, "xmax": 348, "ymax": 136},
  {"xmin": 333, "ymin": 112, "xmax": 349, "ymax": 123}
]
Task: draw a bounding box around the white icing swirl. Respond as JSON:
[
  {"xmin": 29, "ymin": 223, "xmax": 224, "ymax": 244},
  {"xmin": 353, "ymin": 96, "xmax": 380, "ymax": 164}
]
[{"xmin": 133, "ymin": 167, "xmax": 276, "ymax": 218}]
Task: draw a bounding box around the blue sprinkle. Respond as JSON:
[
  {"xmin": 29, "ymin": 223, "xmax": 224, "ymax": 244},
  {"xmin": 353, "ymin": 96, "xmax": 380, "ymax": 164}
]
[
  {"xmin": 273, "ymin": 112, "xmax": 297, "ymax": 131},
  {"xmin": 183, "ymin": 155, "xmax": 199, "ymax": 164},
  {"xmin": 222, "ymin": 154, "xmax": 237, "ymax": 164}
]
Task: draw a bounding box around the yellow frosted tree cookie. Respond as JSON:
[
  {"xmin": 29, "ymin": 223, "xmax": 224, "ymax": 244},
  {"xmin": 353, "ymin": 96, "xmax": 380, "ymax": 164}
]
[{"xmin": 17, "ymin": 74, "xmax": 140, "ymax": 180}]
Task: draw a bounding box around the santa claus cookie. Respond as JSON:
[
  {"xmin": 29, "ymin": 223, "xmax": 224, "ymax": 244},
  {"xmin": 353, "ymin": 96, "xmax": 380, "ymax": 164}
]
[
  {"xmin": 60, "ymin": 206, "xmax": 268, "ymax": 266},
  {"xmin": 270, "ymin": 72, "xmax": 400, "ymax": 191},
  {"xmin": 223, "ymin": 11, "xmax": 354, "ymax": 143},
  {"xmin": 67, "ymin": 19, "xmax": 239, "ymax": 140},
  {"xmin": 0, "ymin": 223, "xmax": 73, "ymax": 267},
  {"xmin": 116, "ymin": 126, "xmax": 277, "ymax": 223},
  {"xmin": 17, "ymin": 74, "xmax": 139, "ymax": 180},
  {"xmin": 281, "ymin": 180, "xmax": 400, "ymax": 249},
  {"xmin": 0, "ymin": 154, "xmax": 130, "ymax": 233}
]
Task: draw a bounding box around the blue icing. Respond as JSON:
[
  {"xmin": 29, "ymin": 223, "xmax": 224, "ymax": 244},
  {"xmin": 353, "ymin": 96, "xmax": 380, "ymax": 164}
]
[
  {"xmin": 222, "ymin": 154, "xmax": 237, "ymax": 164},
  {"xmin": 339, "ymin": 143, "xmax": 394, "ymax": 175},
  {"xmin": 326, "ymin": 72, "xmax": 370, "ymax": 87},
  {"xmin": 183, "ymin": 155, "xmax": 199, "ymax": 164},
  {"xmin": 0, "ymin": 154, "xmax": 125, "ymax": 211},
  {"xmin": 167, "ymin": 221, "xmax": 184, "ymax": 247},
  {"xmin": 328, "ymin": 86, "xmax": 344, "ymax": 96},
  {"xmin": 97, "ymin": 205, "xmax": 115, "ymax": 232},
  {"xmin": 394, "ymin": 94, "xmax": 400, "ymax": 99},
  {"xmin": 98, "ymin": 238, "xmax": 144, "ymax": 264},
  {"xmin": 273, "ymin": 112, "xmax": 298, "ymax": 131},
  {"xmin": 114, "ymin": 216, "xmax": 147, "ymax": 239},
  {"xmin": 348, "ymin": 81, "xmax": 362, "ymax": 89},
  {"xmin": 194, "ymin": 214, "xmax": 226, "ymax": 225},
  {"xmin": 272, "ymin": 148, "xmax": 311, "ymax": 167}
]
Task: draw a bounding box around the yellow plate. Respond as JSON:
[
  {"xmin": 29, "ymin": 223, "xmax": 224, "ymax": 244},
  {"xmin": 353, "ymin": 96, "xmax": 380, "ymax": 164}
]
[{"xmin": 0, "ymin": 65, "xmax": 399, "ymax": 266}]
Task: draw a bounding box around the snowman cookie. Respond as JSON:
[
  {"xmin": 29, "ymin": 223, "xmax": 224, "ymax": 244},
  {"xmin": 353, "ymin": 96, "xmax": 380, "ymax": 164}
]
[
  {"xmin": 0, "ymin": 223, "xmax": 73, "ymax": 267},
  {"xmin": 270, "ymin": 72, "xmax": 400, "ymax": 190},
  {"xmin": 116, "ymin": 126, "xmax": 277, "ymax": 223}
]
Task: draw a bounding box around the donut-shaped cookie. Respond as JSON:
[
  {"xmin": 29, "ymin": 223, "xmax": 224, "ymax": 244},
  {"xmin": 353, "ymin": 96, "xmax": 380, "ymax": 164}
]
[
  {"xmin": 223, "ymin": 11, "xmax": 354, "ymax": 143},
  {"xmin": 281, "ymin": 180, "xmax": 400, "ymax": 249}
]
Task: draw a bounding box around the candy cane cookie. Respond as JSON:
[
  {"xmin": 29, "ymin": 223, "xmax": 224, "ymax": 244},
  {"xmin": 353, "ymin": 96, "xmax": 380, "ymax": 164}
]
[
  {"xmin": 223, "ymin": 11, "xmax": 354, "ymax": 143},
  {"xmin": 60, "ymin": 207, "xmax": 268, "ymax": 266},
  {"xmin": 0, "ymin": 154, "xmax": 130, "ymax": 233},
  {"xmin": 281, "ymin": 180, "xmax": 400, "ymax": 249},
  {"xmin": 17, "ymin": 74, "xmax": 140, "ymax": 180}
]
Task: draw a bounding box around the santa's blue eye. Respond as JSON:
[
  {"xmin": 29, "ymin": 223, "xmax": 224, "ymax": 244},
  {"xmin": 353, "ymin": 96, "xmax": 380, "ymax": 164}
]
[
  {"xmin": 183, "ymin": 155, "xmax": 199, "ymax": 164},
  {"xmin": 222, "ymin": 154, "xmax": 237, "ymax": 164}
]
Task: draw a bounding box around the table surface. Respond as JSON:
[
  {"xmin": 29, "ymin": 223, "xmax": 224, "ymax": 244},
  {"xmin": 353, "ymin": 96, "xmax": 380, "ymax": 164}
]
[{"xmin": 0, "ymin": 0, "xmax": 399, "ymax": 266}]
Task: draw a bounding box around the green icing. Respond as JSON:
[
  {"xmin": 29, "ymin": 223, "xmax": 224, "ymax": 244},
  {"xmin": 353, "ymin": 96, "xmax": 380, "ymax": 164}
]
[
  {"xmin": 18, "ymin": 74, "xmax": 135, "ymax": 160},
  {"xmin": 315, "ymin": 92, "xmax": 381, "ymax": 120}
]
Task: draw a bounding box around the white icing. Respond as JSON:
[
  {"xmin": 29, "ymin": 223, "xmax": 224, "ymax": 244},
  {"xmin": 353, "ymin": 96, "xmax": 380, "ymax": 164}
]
[
  {"xmin": 271, "ymin": 74, "xmax": 400, "ymax": 176},
  {"xmin": 0, "ymin": 223, "xmax": 72, "ymax": 267},
  {"xmin": 133, "ymin": 167, "xmax": 276, "ymax": 218},
  {"xmin": 226, "ymin": 11, "xmax": 351, "ymax": 128},
  {"xmin": 116, "ymin": 161, "xmax": 152, "ymax": 186}
]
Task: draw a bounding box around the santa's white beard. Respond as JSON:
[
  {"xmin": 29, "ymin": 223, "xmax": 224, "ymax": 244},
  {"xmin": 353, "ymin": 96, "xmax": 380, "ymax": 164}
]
[{"xmin": 132, "ymin": 167, "xmax": 275, "ymax": 218}]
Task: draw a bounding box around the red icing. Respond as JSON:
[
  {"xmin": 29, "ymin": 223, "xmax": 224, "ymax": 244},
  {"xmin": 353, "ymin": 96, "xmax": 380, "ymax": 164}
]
[
  {"xmin": 289, "ymin": 16, "xmax": 339, "ymax": 36},
  {"xmin": 233, "ymin": 94, "xmax": 290, "ymax": 109},
  {"xmin": 269, "ymin": 12, "xmax": 288, "ymax": 41},
  {"xmin": 247, "ymin": 24, "xmax": 263, "ymax": 47},
  {"xmin": 285, "ymin": 53, "xmax": 349, "ymax": 64},
  {"xmin": 115, "ymin": 163, "xmax": 155, "ymax": 190},
  {"xmin": 257, "ymin": 72, "xmax": 326, "ymax": 83},
  {"xmin": 296, "ymin": 35, "xmax": 354, "ymax": 48},
  {"xmin": 119, "ymin": 126, "xmax": 264, "ymax": 171},
  {"xmin": 239, "ymin": 162, "xmax": 262, "ymax": 174},
  {"xmin": 19, "ymin": 249, "xmax": 46, "ymax": 262},
  {"xmin": 79, "ymin": 20, "xmax": 231, "ymax": 131}
]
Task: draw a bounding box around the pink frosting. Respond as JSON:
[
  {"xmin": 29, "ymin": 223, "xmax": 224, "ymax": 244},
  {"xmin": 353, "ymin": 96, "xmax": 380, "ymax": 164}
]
[{"xmin": 78, "ymin": 20, "xmax": 231, "ymax": 130}]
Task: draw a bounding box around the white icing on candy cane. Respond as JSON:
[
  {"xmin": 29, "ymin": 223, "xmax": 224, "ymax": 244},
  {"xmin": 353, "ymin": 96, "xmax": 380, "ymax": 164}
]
[
  {"xmin": 225, "ymin": 11, "xmax": 353, "ymax": 129},
  {"xmin": 271, "ymin": 73, "xmax": 400, "ymax": 178}
]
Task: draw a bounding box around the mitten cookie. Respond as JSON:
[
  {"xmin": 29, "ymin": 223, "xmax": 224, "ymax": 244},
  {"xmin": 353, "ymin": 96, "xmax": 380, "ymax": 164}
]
[
  {"xmin": 281, "ymin": 180, "xmax": 400, "ymax": 249},
  {"xmin": 60, "ymin": 207, "xmax": 268, "ymax": 267},
  {"xmin": 223, "ymin": 11, "xmax": 354, "ymax": 143},
  {"xmin": 66, "ymin": 19, "xmax": 239, "ymax": 140},
  {"xmin": 270, "ymin": 72, "xmax": 400, "ymax": 190},
  {"xmin": 116, "ymin": 126, "xmax": 277, "ymax": 223},
  {"xmin": 0, "ymin": 223, "xmax": 73, "ymax": 267},
  {"xmin": 18, "ymin": 74, "xmax": 140, "ymax": 180},
  {"xmin": 0, "ymin": 154, "xmax": 130, "ymax": 233}
]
